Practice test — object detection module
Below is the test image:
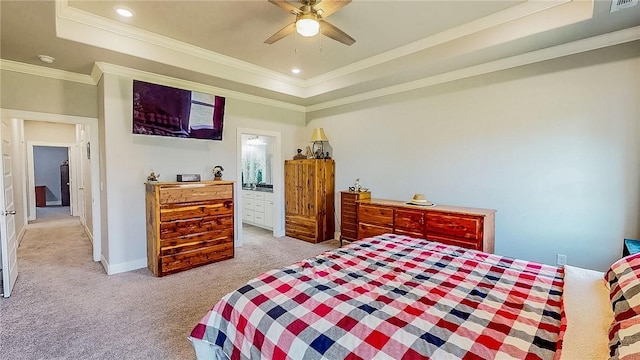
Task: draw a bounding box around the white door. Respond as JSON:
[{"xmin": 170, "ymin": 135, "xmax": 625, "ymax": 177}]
[
  {"xmin": 0, "ymin": 119, "xmax": 18, "ymax": 297},
  {"xmin": 76, "ymin": 131, "xmax": 86, "ymax": 225}
]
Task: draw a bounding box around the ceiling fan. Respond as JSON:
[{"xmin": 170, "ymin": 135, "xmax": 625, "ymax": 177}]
[{"xmin": 264, "ymin": 0, "xmax": 355, "ymax": 46}]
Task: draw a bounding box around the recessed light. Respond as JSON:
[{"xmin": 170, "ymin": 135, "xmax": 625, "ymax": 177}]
[
  {"xmin": 115, "ymin": 6, "xmax": 134, "ymax": 17},
  {"xmin": 291, "ymin": 68, "xmax": 301, "ymax": 74},
  {"xmin": 38, "ymin": 55, "xmax": 55, "ymax": 64}
]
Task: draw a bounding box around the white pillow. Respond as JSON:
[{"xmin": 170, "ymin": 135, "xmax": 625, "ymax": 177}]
[{"xmin": 559, "ymin": 265, "xmax": 613, "ymax": 360}]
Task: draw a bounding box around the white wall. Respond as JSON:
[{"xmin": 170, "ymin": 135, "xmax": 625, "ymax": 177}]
[
  {"xmin": 307, "ymin": 42, "xmax": 640, "ymax": 271},
  {"xmin": 99, "ymin": 73, "xmax": 306, "ymax": 273}
]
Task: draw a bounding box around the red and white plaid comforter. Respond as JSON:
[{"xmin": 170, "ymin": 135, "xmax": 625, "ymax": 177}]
[{"xmin": 191, "ymin": 234, "xmax": 563, "ymax": 360}]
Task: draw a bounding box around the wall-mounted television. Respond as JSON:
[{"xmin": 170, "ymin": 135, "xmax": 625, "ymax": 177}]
[{"xmin": 132, "ymin": 80, "xmax": 225, "ymax": 140}]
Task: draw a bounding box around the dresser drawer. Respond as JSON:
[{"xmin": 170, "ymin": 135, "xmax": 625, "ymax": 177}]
[
  {"xmin": 160, "ymin": 241, "xmax": 233, "ymax": 275},
  {"xmin": 254, "ymin": 192, "xmax": 265, "ymax": 201},
  {"xmin": 426, "ymin": 234, "xmax": 481, "ymax": 251},
  {"xmin": 285, "ymin": 216, "xmax": 317, "ymax": 243},
  {"xmin": 357, "ymin": 223, "xmax": 392, "ymax": 240},
  {"xmin": 160, "ymin": 214, "xmax": 233, "ymax": 240},
  {"xmin": 341, "ymin": 192, "xmax": 358, "ymax": 202},
  {"xmin": 394, "ymin": 209, "xmax": 425, "ymax": 234},
  {"xmin": 160, "ymin": 200, "xmax": 233, "ymax": 222},
  {"xmin": 341, "ymin": 228, "xmax": 357, "ymax": 240},
  {"xmin": 341, "ymin": 203, "xmax": 357, "ymax": 216},
  {"xmin": 160, "ymin": 232, "xmax": 233, "ymax": 256},
  {"xmin": 358, "ymin": 204, "xmax": 393, "ymax": 227},
  {"xmin": 243, "ymin": 191, "xmax": 254, "ymax": 199},
  {"xmin": 160, "ymin": 184, "xmax": 232, "ymax": 204},
  {"xmin": 426, "ymin": 212, "xmax": 482, "ymax": 240}
]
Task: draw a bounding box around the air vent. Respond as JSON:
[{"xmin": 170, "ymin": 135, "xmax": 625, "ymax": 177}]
[{"xmin": 611, "ymin": 0, "xmax": 638, "ymax": 12}]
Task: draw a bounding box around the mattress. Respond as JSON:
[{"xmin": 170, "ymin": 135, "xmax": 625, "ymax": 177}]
[{"xmin": 190, "ymin": 234, "xmax": 568, "ymax": 359}]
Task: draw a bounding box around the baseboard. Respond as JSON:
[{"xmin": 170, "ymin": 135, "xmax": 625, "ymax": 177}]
[
  {"xmin": 45, "ymin": 200, "xmax": 62, "ymax": 206},
  {"xmin": 83, "ymin": 225, "xmax": 93, "ymax": 244},
  {"xmin": 100, "ymin": 255, "xmax": 147, "ymax": 275},
  {"xmin": 17, "ymin": 226, "xmax": 26, "ymax": 246}
]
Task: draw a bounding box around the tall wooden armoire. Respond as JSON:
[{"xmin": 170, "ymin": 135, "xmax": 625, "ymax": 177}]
[
  {"xmin": 284, "ymin": 159, "xmax": 335, "ymax": 243},
  {"xmin": 60, "ymin": 162, "xmax": 70, "ymax": 206}
]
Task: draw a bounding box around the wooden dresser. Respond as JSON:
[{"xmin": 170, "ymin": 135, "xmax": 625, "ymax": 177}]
[
  {"xmin": 145, "ymin": 181, "xmax": 234, "ymax": 276},
  {"xmin": 357, "ymin": 199, "xmax": 496, "ymax": 253},
  {"xmin": 284, "ymin": 159, "xmax": 335, "ymax": 243},
  {"xmin": 340, "ymin": 191, "xmax": 371, "ymax": 245}
]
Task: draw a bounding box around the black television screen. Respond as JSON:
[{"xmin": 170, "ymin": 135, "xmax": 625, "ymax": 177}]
[{"xmin": 132, "ymin": 80, "xmax": 225, "ymax": 140}]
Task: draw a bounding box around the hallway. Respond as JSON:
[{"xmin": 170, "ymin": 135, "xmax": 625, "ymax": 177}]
[{"xmin": 27, "ymin": 206, "xmax": 82, "ymax": 230}]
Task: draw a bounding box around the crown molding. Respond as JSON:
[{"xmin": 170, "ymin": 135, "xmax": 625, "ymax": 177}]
[
  {"xmin": 306, "ymin": 26, "xmax": 640, "ymax": 112},
  {"xmin": 303, "ymin": 0, "xmax": 570, "ymax": 87},
  {"xmin": 92, "ymin": 62, "xmax": 306, "ymax": 113},
  {"xmin": 0, "ymin": 59, "xmax": 95, "ymax": 85},
  {"xmin": 55, "ymin": 1, "xmax": 307, "ymax": 98},
  {"xmin": 3, "ymin": 25, "xmax": 637, "ymax": 115},
  {"xmin": 55, "ymin": 0, "xmax": 576, "ymax": 99}
]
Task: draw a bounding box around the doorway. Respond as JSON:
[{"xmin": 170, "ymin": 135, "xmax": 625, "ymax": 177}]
[
  {"xmin": 27, "ymin": 142, "xmax": 75, "ymax": 222},
  {"xmin": 236, "ymin": 128, "xmax": 283, "ymax": 247},
  {"xmin": 31, "ymin": 145, "xmax": 72, "ymax": 221},
  {"xmin": 0, "ymin": 109, "xmax": 102, "ymax": 264}
]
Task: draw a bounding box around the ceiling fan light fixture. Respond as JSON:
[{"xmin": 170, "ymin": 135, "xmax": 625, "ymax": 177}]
[{"xmin": 296, "ymin": 14, "xmax": 320, "ymax": 37}]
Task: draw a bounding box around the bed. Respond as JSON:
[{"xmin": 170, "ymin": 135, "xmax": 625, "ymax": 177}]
[{"xmin": 189, "ymin": 234, "xmax": 638, "ymax": 359}]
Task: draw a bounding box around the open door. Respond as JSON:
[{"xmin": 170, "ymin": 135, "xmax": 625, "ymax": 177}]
[{"xmin": 0, "ymin": 119, "xmax": 18, "ymax": 297}]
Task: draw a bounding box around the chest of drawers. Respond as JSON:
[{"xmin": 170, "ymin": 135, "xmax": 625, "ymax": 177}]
[
  {"xmin": 340, "ymin": 191, "xmax": 371, "ymax": 244},
  {"xmin": 146, "ymin": 181, "xmax": 235, "ymax": 276},
  {"xmin": 356, "ymin": 199, "xmax": 495, "ymax": 253}
]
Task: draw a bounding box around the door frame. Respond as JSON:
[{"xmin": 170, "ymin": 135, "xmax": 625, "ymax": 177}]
[
  {"xmin": 1, "ymin": 109, "xmax": 102, "ymax": 263},
  {"xmin": 26, "ymin": 142, "xmax": 76, "ymax": 219},
  {"xmin": 236, "ymin": 128, "xmax": 284, "ymax": 247}
]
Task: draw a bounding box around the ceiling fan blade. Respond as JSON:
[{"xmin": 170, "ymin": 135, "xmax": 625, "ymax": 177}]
[
  {"xmin": 264, "ymin": 22, "xmax": 296, "ymax": 44},
  {"xmin": 268, "ymin": 0, "xmax": 302, "ymax": 15},
  {"xmin": 319, "ymin": 20, "xmax": 355, "ymax": 45},
  {"xmin": 313, "ymin": 0, "xmax": 351, "ymax": 18}
]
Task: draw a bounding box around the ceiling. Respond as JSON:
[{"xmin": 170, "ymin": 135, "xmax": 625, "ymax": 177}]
[{"xmin": 1, "ymin": 0, "xmax": 639, "ymax": 110}]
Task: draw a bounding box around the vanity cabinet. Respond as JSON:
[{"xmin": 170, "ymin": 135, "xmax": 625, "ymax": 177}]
[
  {"xmin": 356, "ymin": 199, "xmax": 495, "ymax": 253},
  {"xmin": 242, "ymin": 190, "xmax": 273, "ymax": 230}
]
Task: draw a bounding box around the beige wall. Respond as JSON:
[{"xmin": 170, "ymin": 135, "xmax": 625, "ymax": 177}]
[
  {"xmin": 307, "ymin": 41, "xmax": 640, "ymax": 271},
  {"xmin": 0, "ymin": 70, "xmax": 97, "ymax": 118},
  {"xmin": 24, "ymin": 121, "xmax": 76, "ymax": 143}
]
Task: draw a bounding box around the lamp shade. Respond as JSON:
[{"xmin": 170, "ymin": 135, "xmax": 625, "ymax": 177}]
[
  {"xmin": 296, "ymin": 14, "xmax": 320, "ymax": 37},
  {"xmin": 310, "ymin": 128, "xmax": 329, "ymax": 142}
]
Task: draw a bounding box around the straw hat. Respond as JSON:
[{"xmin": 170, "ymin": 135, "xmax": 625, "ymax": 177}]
[{"xmin": 408, "ymin": 193, "xmax": 434, "ymax": 206}]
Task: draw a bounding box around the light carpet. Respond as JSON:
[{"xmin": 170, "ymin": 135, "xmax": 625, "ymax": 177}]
[{"xmin": 0, "ymin": 222, "xmax": 338, "ymax": 359}]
